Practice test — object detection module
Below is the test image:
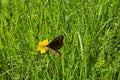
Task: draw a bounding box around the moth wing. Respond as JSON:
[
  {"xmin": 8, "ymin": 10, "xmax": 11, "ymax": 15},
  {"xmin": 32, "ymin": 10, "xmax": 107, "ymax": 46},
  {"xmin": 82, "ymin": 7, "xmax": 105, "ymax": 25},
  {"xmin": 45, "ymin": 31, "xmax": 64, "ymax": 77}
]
[
  {"xmin": 47, "ymin": 35, "xmax": 64, "ymax": 50},
  {"xmin": 48, "ymin": 48, "xmax": 61, "ymax": 57}
]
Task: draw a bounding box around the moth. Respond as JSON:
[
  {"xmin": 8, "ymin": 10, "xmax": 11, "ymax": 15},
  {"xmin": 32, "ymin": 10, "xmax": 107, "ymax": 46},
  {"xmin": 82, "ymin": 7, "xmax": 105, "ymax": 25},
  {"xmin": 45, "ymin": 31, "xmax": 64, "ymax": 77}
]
[{"xmin": 46, "ymin": 35, "xmax": 64, "ymax": 57}]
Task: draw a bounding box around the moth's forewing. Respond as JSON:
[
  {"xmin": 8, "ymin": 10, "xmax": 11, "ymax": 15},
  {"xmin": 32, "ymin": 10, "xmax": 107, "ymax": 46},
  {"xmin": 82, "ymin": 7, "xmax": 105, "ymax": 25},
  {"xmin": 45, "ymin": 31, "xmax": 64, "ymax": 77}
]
[{"xmin": 47, "ymin": 35, "xmax": 64, "ymax": 50}]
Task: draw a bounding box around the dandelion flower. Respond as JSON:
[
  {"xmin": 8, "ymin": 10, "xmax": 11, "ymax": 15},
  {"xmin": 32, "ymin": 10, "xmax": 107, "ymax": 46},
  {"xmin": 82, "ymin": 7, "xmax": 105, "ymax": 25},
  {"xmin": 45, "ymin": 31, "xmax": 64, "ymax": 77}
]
[{"xmin": 37, "ymin": 39, "xmax": 49, "ymax": 54}]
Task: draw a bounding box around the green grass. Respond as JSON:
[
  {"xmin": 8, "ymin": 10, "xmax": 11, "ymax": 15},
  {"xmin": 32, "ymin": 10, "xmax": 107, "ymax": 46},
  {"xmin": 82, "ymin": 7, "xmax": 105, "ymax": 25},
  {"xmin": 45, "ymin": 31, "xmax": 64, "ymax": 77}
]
[{"xmin": 0, "ymin": 0, "xmax": 120, "ymax": 80}]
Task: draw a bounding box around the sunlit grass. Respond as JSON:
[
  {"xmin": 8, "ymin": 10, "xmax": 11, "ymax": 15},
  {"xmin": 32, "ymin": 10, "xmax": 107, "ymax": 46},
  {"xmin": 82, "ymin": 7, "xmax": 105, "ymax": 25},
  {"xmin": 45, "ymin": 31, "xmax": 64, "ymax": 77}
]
[{"xmin": 0, "ymin": 0, "xmax": 120, "ymax": 80}]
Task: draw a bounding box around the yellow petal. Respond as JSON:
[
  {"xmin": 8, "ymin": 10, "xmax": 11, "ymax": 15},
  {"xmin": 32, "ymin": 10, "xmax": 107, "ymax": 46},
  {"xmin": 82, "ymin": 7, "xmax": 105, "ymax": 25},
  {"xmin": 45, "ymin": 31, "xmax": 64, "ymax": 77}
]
[{"xmin": 37, "ymin": 39, "xmax": 49, "ymax": 54}]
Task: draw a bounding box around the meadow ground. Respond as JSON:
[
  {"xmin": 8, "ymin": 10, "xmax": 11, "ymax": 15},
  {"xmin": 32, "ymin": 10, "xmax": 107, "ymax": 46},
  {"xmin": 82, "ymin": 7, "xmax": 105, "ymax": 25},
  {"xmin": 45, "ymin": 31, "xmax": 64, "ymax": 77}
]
[{"xmin": 0, "ymin": 0, "xmax": 120, "ymax": 80}]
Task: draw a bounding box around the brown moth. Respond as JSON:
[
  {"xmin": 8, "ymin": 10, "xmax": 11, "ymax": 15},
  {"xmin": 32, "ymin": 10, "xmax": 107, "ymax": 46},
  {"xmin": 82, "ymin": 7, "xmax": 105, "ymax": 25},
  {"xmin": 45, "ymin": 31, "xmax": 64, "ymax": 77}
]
[{"xmin": 46, "ymin": 35, "xmax": 64, "ymax": 57}]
